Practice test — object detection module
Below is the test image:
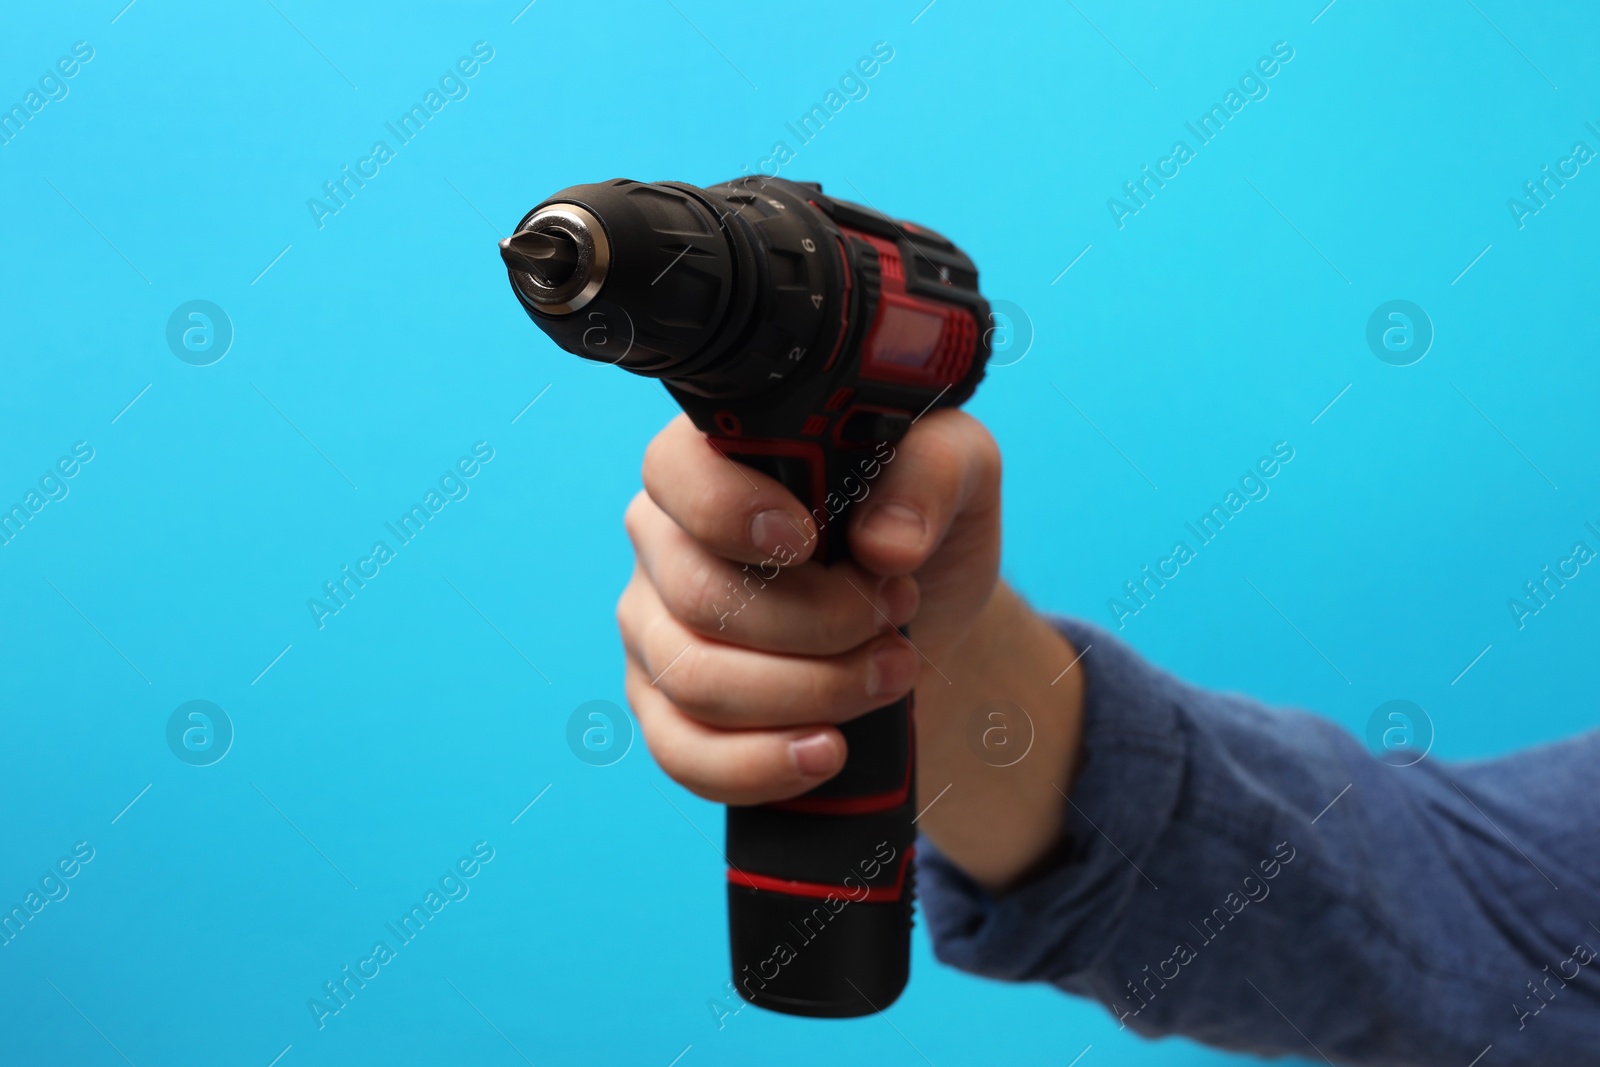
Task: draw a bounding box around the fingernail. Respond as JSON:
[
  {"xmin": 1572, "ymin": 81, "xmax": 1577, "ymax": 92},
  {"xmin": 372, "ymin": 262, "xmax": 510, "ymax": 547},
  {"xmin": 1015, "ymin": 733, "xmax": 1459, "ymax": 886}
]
[
  {"xmin": 790, "ymin": 732, "xmax": 840, "ymax": 777},
  {"xmin": 867, "ymin": 642, "xmax": 919, "ymax": 698},
  {"xmin": 860, "ymin": 502, "xmax": 927, "ymax": 550},
  {"xmin": 750, "ymin": 510, "xmax": 797, "ymax": 557},
  {"xmin": 881, "ymin": 575, "xmax": 919, "ymax": 628}
]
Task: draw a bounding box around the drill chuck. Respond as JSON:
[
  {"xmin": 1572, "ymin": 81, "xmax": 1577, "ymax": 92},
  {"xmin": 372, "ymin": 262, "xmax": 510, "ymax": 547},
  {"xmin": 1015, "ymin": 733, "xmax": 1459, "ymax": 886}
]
[{"xmin": 501, "ymin": 202, "xmax": 610, "ymax": 316}]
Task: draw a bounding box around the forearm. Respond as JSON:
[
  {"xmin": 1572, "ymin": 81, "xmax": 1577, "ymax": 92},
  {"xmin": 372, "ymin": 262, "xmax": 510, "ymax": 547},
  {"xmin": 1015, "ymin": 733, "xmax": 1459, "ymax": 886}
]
[{"xmin": 917, "ymin": 615, "xmax": 1600, "ymax": 1065}]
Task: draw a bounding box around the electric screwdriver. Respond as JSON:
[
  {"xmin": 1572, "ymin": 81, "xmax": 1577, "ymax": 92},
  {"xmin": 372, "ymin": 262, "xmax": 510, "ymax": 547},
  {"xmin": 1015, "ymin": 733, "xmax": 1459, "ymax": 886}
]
[{"xmin": 499, "ymin": 176, "xmax": 990, "ymax": 1017}]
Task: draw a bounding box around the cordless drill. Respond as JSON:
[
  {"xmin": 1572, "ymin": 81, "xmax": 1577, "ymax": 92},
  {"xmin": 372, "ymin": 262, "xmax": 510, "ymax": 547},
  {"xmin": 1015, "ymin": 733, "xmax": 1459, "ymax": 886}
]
[{"xmin": 499, "ymin": 176, "xmax": 990, "ymax": 1017}]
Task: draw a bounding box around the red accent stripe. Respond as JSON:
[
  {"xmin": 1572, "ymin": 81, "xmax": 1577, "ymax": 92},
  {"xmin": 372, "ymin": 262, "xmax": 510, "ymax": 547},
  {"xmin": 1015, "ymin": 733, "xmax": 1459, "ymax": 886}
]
[
  {"xmin": 727, "ymin": 847, "xmax": 915, "ymax": 903},
  {"xmin": 836, "ymin": 226, "xmax": 977, "ymax": 389},
  {"xmin": 770, "ymin": 780, "xmax": 908, "ymax": 815},
  {"xmin": 821, "ymin": 232, "xmax": 853, "ymax": 372}
]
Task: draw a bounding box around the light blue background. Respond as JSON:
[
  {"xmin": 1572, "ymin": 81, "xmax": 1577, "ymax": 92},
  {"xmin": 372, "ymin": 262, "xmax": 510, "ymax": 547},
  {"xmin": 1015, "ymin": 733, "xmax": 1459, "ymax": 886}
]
[{"xmin": 2, "ymin": 1, "xmax": 1597, "ymax": 1064}]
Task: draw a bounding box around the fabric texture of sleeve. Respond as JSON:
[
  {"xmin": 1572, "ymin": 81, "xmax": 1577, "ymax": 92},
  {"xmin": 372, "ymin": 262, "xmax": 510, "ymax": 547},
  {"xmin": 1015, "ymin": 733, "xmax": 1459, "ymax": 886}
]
[{"xmin": 916, "ymin": 618, "xmax": 1600, "ymax": 1067}]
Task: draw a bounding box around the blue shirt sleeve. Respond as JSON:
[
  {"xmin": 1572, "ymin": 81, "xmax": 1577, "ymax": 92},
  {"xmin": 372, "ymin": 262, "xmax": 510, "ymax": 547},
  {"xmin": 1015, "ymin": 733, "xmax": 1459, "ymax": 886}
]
[{"xmin": 917, "ymin": 618, "xmax": 1600, "ymax": 1066}]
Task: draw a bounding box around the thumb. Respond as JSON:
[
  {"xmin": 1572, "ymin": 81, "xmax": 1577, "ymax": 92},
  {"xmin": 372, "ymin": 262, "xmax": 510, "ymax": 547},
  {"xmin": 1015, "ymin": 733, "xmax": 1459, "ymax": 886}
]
[{"xmin": 845, "ymin": 409, "xmax": 1001, "ymax": 577}]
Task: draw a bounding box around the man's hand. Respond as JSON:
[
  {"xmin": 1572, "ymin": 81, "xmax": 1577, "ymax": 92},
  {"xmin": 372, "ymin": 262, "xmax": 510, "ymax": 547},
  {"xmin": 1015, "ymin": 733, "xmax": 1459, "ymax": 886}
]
[{"xmin": 617, "ymin": 411, "xmax": 1086, "ymax": 890}]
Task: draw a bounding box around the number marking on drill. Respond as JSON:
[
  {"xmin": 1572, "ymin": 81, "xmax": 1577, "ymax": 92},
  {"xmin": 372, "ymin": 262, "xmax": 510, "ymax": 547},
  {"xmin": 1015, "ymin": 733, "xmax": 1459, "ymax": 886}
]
[
  {"xmin": 811, "ymin": 293, "xmax": 824, "ymax": 308},
  {"xmin": 788, "ymin": 346, "xmax": 806, "ymax": 362},
  {"xmin": 801, "ymin": 238, "xmax": 816, "ymax": 253}
]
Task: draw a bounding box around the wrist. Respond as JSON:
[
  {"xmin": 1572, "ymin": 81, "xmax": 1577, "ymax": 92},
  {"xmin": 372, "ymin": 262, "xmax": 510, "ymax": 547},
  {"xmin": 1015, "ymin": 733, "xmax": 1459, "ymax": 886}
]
[{"xmin": 912, "ymin": 581, "xmax": 1086, "ymax": 891}]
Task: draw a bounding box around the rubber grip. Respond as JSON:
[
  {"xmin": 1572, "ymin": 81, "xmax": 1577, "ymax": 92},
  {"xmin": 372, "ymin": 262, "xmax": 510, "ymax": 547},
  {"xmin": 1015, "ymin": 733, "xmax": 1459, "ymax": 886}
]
[{"xmin": 722, "ymin": 446, "xmax": 916, "ymax": 1017}]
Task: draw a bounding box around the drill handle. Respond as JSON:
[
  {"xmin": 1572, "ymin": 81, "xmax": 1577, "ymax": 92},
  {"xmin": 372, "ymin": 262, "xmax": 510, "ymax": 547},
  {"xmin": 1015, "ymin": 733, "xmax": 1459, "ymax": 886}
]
[{"xmin": 715, "ymin": 441, "xmax": 918, "ymax": 1018}]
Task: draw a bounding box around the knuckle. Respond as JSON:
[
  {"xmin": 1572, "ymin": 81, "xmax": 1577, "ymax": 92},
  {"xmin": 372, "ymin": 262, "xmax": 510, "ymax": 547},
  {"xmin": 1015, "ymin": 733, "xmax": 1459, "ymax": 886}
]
[
  {"xmin": 622, "ymin": 491, "xmax": 653, "ymax": 544},
  {"xmin": 614, "ymin": 579, "xmax": 639, "ymax": 637},
  {"xmin": 922, "ymin": 409, "xmax": 995, "ymax": 470},
  {"xmin": 622, "ymin": 672, "xmax": 650, "ymax": 722},
  {"xmin": 637, "ymin": 717, "xmax": 692, "ymax": 785},
  {"xmin": 614, "ymin": 572, "xmax": 653, "ymax": 644},
  {"xmin": 668, "ymin": 556, "xmax": 730, "ymax": 633},
  {"xmin": 686, "ymin": 479, "xmax": 749, "ymax": 545},
  {"xmin": 614, "ymin": 590, "xmax": 631, "ymax": 637},
  {"xmin": 640, "ymin": 426, "xmax": 674, "ymax": 489},
  {"xmin": 797, "ymin": 658, "xmax": 850, "ymax": 719},
  {"xmin": 647, "ymin": 734, "xmax": 744, "ymax": 805},
  {"xmin": 823, "ymin": 579, "xmax": 877, "ymax": 646},
  {"xmin": 653, "ymin": 641, "xmax": 709, "ymax": 713},
  {"xmin": 920, "ymin": 438, "xmax": 965, "ymax": 506},
  {"xmin": 965, "ymin": 418, "xmax": 1002, "ymax": 484}
]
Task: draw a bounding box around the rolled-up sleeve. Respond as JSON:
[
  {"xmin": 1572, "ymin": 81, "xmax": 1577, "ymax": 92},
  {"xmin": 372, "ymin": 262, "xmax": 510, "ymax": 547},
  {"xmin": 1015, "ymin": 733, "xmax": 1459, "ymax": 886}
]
[{"xmin": 917, "ymin": 618, "xmax": 1600, "ymax": 1067}]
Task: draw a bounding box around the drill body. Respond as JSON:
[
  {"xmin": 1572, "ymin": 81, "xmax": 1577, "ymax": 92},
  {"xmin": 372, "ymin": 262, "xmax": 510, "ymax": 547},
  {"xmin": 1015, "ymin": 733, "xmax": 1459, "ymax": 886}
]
[{"xmin": 502, "ymin": 176, "xmax": 991, "ymax": 1016}]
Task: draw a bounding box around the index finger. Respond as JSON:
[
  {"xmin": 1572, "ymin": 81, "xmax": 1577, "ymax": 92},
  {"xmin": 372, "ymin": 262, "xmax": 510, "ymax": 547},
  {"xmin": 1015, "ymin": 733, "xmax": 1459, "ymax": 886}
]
[{"xmin": 641, "ymin": 414, "xmax": 818, "ymax": 567}]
